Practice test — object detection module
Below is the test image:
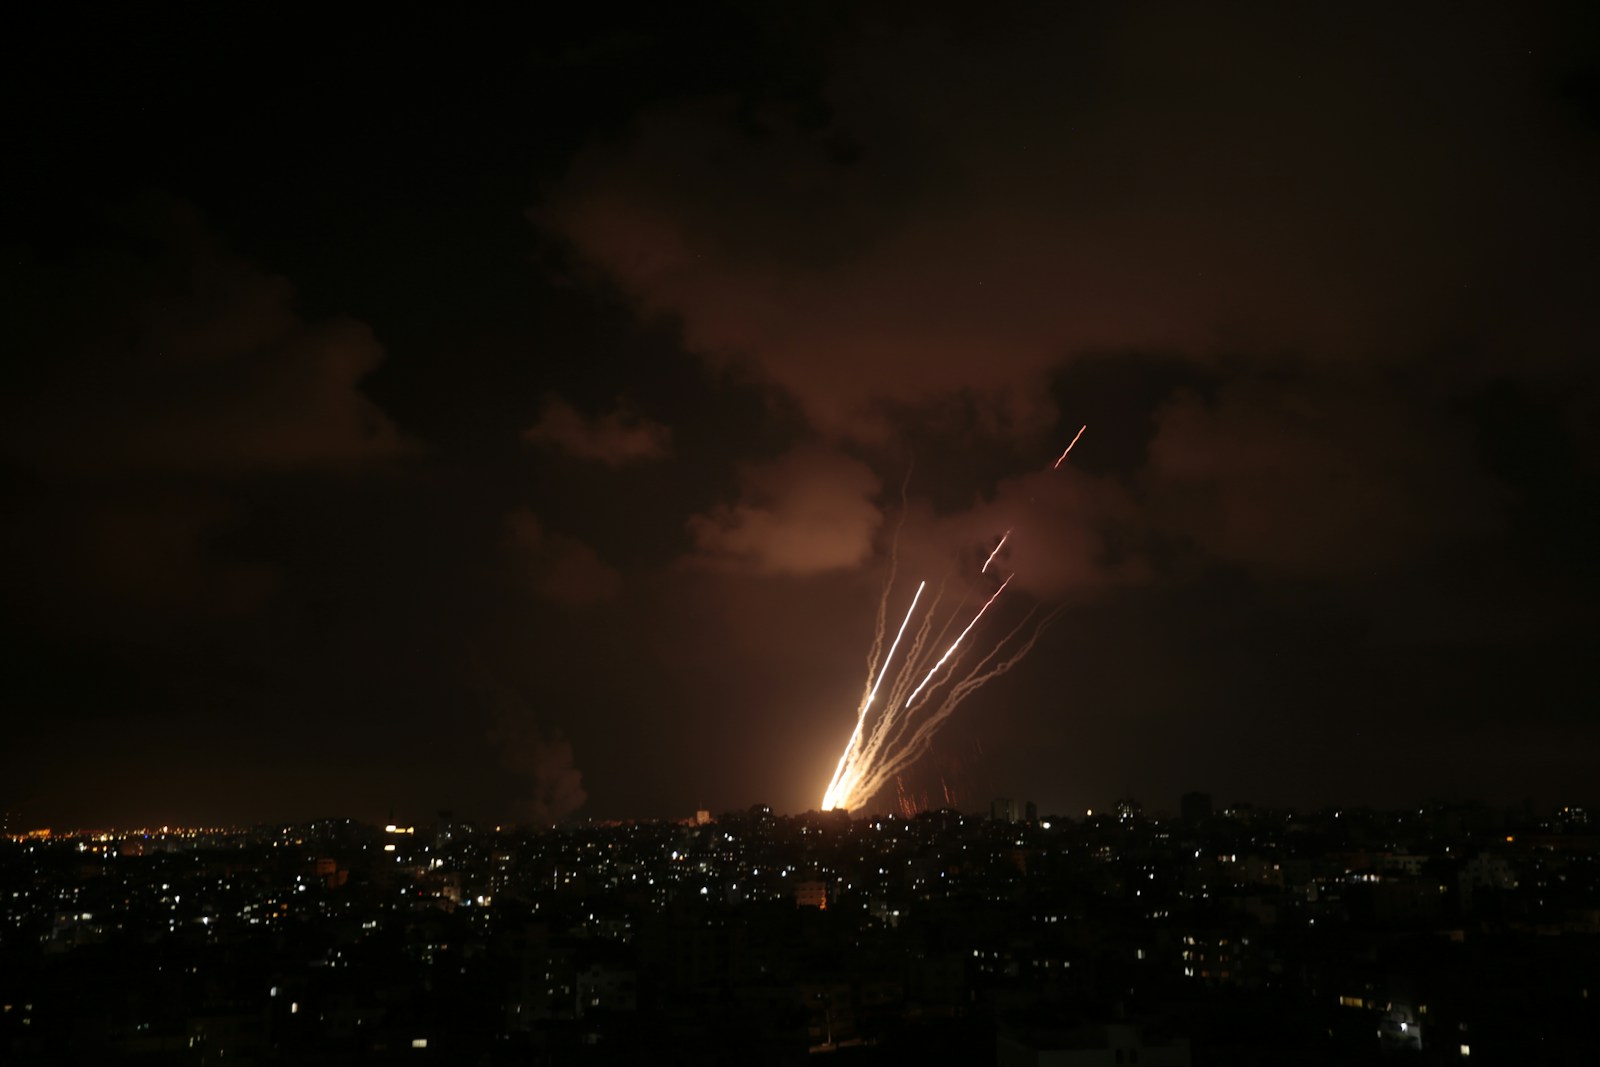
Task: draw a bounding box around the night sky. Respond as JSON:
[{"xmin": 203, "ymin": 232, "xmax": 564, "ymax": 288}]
[{"xmin": 4, "ymin": 4, "xmax": 1598, "ymax": 828}]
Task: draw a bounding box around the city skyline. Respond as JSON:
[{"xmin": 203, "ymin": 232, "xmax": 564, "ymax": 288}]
[
  {"xmin": 4, "ymin": 5, "xmax": 1599, "ymax": 827},
  {"xmin": 4, "ymin": 800, "xmax": 1596, "ymax": 1062}
]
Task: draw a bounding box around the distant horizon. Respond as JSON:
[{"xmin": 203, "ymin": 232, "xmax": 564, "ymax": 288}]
[{"xmin": 9, "ymin": 793, "xmax": 1595, "ymax": 837}]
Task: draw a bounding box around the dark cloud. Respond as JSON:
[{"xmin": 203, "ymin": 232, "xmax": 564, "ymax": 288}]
[
  {"xmin": 477, "ymin": 665, "xmax": 588, "ymax": 824},
  {"xmin": 1, "ymin": 491, "xmax": 278, "ymax": 640},
  {"xmin": 941, "ymin": 463, "xmax": 1149, "ymax": 601},
  {"xmin": 1143, "ymin": 371, "xmax": 1507, "ymax": 581},
  {"xmin": 504, "ymin": 507, "xmax": 623, "ymax": 606},
  {"xmin": 1, "ymin": 197, "xmax": 410, "ymax": 478},
  {"xmin": 535, "ymin": 3, "xmax": 1600, "ymax": 686},
  {"xmin": 523, "ymin": 395, "xmax": 672, "ymax": 465},
  {"xmin": 0, "ymin": 199, "xmax": 410, "ymax": 639},
  {"xmin": 686, "ymin": 445, "xmax": 882, "ymax": 575},
  {"xmin": 537, "ymin": 5, "xmax": 1598, "ymax": 446}
]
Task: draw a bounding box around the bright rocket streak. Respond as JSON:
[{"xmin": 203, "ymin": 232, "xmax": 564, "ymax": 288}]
[
  {"xmin": 822, "ymin": 575, "xmax": 1016, "ymax": 811},
  {"xmin": 871, "ymin": 603, "xmax": 1059, "ymax": 796},
  {"xmin": 896, "ymin": 575, "xmax": 1011, "ymax": 714},
  {"xmin": 822, "ymin": 581, "xmax": 1057, "ymax": 812},
  {"xmin": 1052, "ymin": 424, "xmax": 1087, "ymax": 469},
  {"xmin": 981, "ymin": 530, "xmax": 1011, "ymax": 574},
  {"xmin": 866, "ymin": 581, "xmax": 925, "ymax": 708},
  {"xmin": 822, "ymin": 582, "xmax": 925, "ymax": 806},
  {"xmin": 821, "ymin": 425, "xmax": 1086, "ymax": 812}
]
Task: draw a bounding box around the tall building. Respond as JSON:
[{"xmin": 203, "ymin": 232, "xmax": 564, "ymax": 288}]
[{"xmin": 794, "ymin": 880, "xmax": 828, "ymax": 909}]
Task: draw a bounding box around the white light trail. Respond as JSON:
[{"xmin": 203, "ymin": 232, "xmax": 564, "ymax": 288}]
[
  {"xmin": 868, "ymin": 581, "xmax": 925, "ymax": 709},
  {"xmin": 819, "ymin": 570, "xmax": 1037, "ymax": 811},
  {"xmin": 981, "ymin": 530, "xmax": 1011, "ymax": 574},
  {"xmin": 896, "ymin": 575, "xmax": 1010, "ymax": 714},
  {"xmin": 821, "ymin": 581, "xmax": 925, "ymax": 808},
  {"xmin": 1053, "ymin": 424, "xmax": 1087, "ymax": 469},
  {"xmin": 818, "ymin": 426, "xmax": 1086, "ymax": 812}
]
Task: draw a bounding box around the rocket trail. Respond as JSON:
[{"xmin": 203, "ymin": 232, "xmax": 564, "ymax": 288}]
[
  {"xmin": 822, "ymin": 581, "xmax": 925, "ymax": 808},
  {"xmin": 897, "ymin": 575, "xmax": 1011, "ymax": 714},
  {"xmin": 819, "ymin": 426, "xmax": 1087, "ymax": 813},
  {"xmin": 869, "ymin": 581, "xmax": 925, "ymax": 708},
  {"xmin": 1053, "ymin": 424, "xmax": 1087, "ymax": 469},
  {"xmin": 981, "ymin": 530, "xmax": 1011, "ymax": 574},
  {"xmin": 819, "ymin": 570, "xmax": 1031, "ymax": 813}
]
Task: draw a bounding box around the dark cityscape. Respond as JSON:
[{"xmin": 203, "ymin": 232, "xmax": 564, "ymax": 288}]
[
  {"xmin": 3, "ymin": 799, "xmax": 1598, "ymax": 1063},
  {"xmin": 5, "ymin": 3, "xmax": 1600, "ymax": 1062}
]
